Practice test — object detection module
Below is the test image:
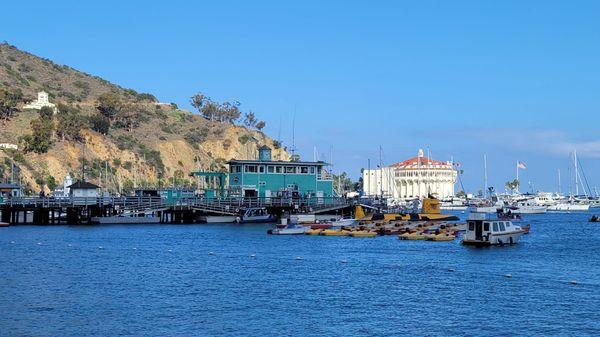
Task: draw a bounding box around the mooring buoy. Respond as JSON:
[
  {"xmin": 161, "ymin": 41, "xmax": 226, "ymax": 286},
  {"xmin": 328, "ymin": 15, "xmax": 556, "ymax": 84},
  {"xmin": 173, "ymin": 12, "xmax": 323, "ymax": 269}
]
[{"xmin": 504, "ymin": 274, "xmax": 512, "ymax": 278}]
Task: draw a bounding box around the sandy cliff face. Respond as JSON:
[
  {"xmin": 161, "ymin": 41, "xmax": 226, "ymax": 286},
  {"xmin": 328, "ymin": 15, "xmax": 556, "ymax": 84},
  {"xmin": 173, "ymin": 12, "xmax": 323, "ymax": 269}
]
[{"xmin": 0, "ymin": 43, "xmax": 289, "ymax": 193}]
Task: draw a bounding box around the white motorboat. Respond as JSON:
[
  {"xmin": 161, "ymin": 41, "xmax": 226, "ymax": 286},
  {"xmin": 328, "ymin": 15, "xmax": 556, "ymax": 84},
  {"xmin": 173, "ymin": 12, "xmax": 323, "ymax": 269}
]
[
  {"xmin": 469, "ymin": 205, "xmax": 501, "ymax": 213},
  {"xmin": 331, "ymin": 218, "xmax": 358, "ymax": 227},
  {"xmin": 440, "ymin": 197, "xmax": 468, "ymax": 211},
  {"xmin": 462, "ymin": 215, "xmax": 525, "ymax": 246},
  {"xmin": 547, "ymin": 196, "xmax": 590, "ymax": 211},
  {"xmin": 199, "ymin": 215, "xmax": 238, "ymax": 223},
  {"xmin": 547, "ymin": 203, "xmax": 590, "ymax": 211},
  {"xmin": 508, "ymin": 201, "xmax": 547, "ymax": 214},
  {"xmin": 236, "ymin": 208, "xmax": 275, "ymax": 223},
  {"xmin": 268, "ymin": 223, "xmax": 309, "ymax": 235}
]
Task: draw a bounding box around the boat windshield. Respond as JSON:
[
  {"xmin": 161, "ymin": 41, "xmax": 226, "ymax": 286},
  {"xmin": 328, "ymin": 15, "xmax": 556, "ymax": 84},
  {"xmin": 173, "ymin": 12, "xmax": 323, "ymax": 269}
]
[
  {"xmin": 499, "ymin": 222, "xmax": 506, "ymax": 231},
  {"xmin": 493, "ymin": 222, "xmax": 499, "ymax": 232}
]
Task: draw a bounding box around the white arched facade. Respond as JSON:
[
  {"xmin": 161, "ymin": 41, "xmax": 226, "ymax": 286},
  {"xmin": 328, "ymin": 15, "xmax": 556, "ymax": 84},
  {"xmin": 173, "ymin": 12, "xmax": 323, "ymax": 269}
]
[{"xmin": 362, "ymin": 150, "xmax": 457, "ymax": 200}]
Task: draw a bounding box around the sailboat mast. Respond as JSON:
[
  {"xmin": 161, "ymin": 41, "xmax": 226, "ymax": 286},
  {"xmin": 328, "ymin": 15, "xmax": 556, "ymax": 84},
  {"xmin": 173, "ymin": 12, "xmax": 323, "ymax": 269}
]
[
  {"xmin": 557, "ymin": 169, "xmax": 561, "ymax": 194},
  {"xmin": 483, "ymin": 154, "xmax": 488, "ymax": 197},
  {"xmin": 574, "ymin": 150, "xmax": 579, "ymax": 196}
]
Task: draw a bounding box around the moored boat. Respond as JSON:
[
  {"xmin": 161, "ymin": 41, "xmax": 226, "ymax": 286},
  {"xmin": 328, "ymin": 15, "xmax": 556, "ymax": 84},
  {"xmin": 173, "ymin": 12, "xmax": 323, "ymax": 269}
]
[
  {"xmin": 268, "ymin": 223, "xmax": 309, "ymax": 235},
  {"xmin": 199, "ymin": 215, "xmax": 238, "ymax": 223},
  {"xmin": 462, "ymin": 215, "xmax": 525, "ymax": 246},
  {"xmin": 0, "ymin": 221, "xmax": 9, "ymax": 227},
  {"xmin": 237, "ymin": 207, "xmax": 275, "ymax": 223},
  {"xmin": 91, "ymin": 215, "xmax": 161, "ymax": 224},
  {"xmin": 320, "ymin": 229, "xmax": 350, "ymax": 236}
]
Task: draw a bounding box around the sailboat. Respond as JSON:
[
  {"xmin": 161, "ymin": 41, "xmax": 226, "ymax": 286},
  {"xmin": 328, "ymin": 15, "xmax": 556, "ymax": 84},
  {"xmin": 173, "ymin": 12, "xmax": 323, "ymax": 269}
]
[{"xmin": 548, "ymin": 151, "xmax": 590, "ymax": 212}]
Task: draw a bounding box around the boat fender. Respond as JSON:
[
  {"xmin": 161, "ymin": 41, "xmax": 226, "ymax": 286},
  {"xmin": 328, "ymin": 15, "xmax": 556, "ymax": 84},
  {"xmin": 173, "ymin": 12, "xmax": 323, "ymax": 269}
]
[
  {"xmin": 235, "ymin": 217, "xmax": 241, "ymax": 223},
  {"xmin": 498, "ymin": 238, "xmax": 504, "ymax": 246},
  {"xmin": 509, "ymin": 237, "xmax": 514, "ymax": 244}
]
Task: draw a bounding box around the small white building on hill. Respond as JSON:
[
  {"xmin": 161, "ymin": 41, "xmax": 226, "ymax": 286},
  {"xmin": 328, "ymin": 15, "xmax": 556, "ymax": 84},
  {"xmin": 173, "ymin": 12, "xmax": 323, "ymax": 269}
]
[{"xmin": 23, "ymin": 91, "xmax": 58, "ymax": 114}]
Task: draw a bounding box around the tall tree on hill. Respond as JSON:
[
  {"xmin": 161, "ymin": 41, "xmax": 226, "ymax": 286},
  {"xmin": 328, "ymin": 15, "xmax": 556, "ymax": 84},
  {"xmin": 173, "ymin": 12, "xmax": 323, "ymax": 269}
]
[
  {"xmin": 243, "ymin": 111, "xmax": 257, "ymax": 128},
  {"xmin": 55, "ymin": 104, "xmax": 84, "ymax": 141},
  {"xmin": 0, "ymin": 88, "xmax": 24, "ymax": 122},
  {"xmin": 255, "ymin": 120, "xmax": 266, "ymax": 131},
  {"xmin": 22, "ymin": 117, "xmax": 54, "ymax": 153},
  {"xmin": 116, "ymin": 103, "xmax": 141, "ymax": 132},
  {"xmin": 96, "ymin": 92, "xmax": 122, "ymax": 122},
  {"xmin": 38, "ymin": 106, "xmax": 54, "ymax": 120}
]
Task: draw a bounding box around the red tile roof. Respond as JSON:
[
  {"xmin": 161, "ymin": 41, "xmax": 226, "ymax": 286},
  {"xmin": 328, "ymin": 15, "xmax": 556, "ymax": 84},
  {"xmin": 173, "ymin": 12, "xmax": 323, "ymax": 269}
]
[{"xmin": 389, "ymin": 156, "xmax": 451, "ymax": 169}]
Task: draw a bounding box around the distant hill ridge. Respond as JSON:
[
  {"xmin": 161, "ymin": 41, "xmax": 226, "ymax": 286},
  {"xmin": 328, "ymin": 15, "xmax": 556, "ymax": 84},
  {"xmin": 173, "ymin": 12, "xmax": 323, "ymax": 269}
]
[{"xmin": 0, "ymin": 42, "xmax": 288, "ymax": 194}]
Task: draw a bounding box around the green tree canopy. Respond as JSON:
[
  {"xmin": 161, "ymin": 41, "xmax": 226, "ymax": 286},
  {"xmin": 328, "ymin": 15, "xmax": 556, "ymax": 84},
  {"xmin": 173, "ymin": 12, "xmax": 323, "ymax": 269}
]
[{"xmin": 0, "ymin": 88, "xmax": 24, "ymax": 121}]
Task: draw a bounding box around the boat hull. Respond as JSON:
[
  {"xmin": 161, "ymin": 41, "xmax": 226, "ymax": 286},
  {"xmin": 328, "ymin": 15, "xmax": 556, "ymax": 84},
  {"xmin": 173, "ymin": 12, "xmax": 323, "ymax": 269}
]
[
  {"xmin": 269, "ymin": 227, "xmax": 309, "ymax": 235},
  {"xmin": 547, "ymin": 204, "xmax": 590, "ymax": 211},
  {"xmin": 462, "ymin": 230, "xmax": 524, "ymax": 246},
  {"xmin": 91, "ymin": 216, "xmax": 160, "ymax": 224},
  {"xmin": 511, "ymin": 207, "xmax": 547, "ymax": 214},
  {"xmin": 199, "ymin": 216, "xmax": 238, "ymax": 223}
]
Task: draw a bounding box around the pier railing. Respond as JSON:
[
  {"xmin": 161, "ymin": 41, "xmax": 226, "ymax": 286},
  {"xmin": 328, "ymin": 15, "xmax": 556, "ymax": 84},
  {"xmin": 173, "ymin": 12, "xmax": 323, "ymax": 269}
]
[{"xmin": 0, "ymin": 196, "xmax": 351, "ymax": 214}]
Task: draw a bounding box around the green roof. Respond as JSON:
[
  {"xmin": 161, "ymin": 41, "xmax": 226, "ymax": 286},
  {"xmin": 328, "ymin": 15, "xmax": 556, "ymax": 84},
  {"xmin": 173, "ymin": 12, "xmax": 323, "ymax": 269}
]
[{"xmin": 228, "ymin": 159, "xmax": 328, "ymax": 166}]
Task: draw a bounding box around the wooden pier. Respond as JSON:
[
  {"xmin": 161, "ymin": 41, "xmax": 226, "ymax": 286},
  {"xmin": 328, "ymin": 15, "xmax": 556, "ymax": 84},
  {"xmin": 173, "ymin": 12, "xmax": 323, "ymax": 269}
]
[{"xmin": 0, "ymin": 196, "xmax": 352, "ymax": 225}]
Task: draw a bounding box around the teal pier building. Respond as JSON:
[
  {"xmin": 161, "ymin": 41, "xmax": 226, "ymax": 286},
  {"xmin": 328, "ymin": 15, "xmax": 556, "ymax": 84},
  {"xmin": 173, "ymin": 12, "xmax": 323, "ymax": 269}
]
[{"xmin": 227, "ymin": 146, "xmax": 335, "ymax": 200}]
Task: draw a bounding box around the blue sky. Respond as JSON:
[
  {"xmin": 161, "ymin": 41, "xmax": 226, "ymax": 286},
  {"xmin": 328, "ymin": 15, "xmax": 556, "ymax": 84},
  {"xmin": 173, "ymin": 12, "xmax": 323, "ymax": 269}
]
[{"xmin": 2, "ymin": 0, "xmax": 600, "ymax": 193}]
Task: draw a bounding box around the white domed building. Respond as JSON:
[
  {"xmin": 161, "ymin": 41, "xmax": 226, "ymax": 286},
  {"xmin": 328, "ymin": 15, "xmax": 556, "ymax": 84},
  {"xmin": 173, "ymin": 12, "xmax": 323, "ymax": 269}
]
[{"xmin": 363, "ymin": 149, "xmax": 457, "ymax": 200}]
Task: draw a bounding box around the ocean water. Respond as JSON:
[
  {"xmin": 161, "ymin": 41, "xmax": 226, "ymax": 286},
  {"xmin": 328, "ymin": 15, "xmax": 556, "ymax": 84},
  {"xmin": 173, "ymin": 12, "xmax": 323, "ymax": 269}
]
[{"xmin": 1, "ymin": 212, "xmax": 599, "ymax": 337}]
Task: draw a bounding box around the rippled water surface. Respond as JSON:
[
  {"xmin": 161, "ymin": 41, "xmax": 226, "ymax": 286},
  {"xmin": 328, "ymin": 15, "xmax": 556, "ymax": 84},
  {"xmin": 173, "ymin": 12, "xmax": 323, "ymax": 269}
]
[{"xmin": 1, "ymin": 212, "xmax": 599, "ymax": 336}]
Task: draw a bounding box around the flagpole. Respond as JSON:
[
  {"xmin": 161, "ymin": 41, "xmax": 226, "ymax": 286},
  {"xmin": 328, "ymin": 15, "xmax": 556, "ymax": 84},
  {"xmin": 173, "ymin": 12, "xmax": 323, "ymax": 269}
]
[{"xmin": 516, "ymin": 161, "xmax": 519, "ymax": 193}]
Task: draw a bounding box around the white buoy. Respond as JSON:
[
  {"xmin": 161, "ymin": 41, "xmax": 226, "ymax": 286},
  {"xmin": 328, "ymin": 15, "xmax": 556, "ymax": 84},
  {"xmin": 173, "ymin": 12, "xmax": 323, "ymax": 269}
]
[
  {"xmin": 208, "ymin": 251, "xmax": 215, "ymax": 255},
  {"xmin": 133, "ymin": 247, "xmax": 137, "ymax": 250},
  {"xmin": 98, "ymin": 246, "xmax": 104, "ymax": 250},
  {"xmin": 504, "ymin": 274, "xmax": 512, "ymax": 278},
  {"xmin": 340, "ymin": 259, "xmax": 348, "ymax": 264},
  {"xmin": 448, "ymin": 268, "xmax": 456, "ymax": 272},
  {"xmin": 295, "ymin": 256, "xmax": 303, "ymax": 260},
  {"xmin": 570, "ymin": 280, "xmax": 578, "ymax": 285},
  {"xmin": 250, "ymin": 254, "xmax": 256, "ymax": 258},
  {"xmin": 10, "ymin": 241, "xmax": 15, "ymax": 244},
  {"xmin": 37, "ymin": 242, "xmax": 42, "ymax": 245},
  {"xmin": 167, "ymin": 249, "xmax": 173, "ymax": 252},
  {"xmin": 67, "ymin": 244, "xmax": 72, "ymax": 247}
]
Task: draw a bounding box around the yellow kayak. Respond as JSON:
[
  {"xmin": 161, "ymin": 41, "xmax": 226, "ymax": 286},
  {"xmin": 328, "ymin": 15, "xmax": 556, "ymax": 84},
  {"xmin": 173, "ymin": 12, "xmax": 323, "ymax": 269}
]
[
  {"xmin": 349, "ymin": 231, "xmax": 377, "ymax": 238},
  {"xmin": 429, "ymin": 233, "xmax": 456, "ymax": 241},
  {"xmin": 320, "ymin": 229, "xmax": 350, "ymax": 236},
  {"xmin": 399, "ymin": 232, "xmax": 425, "ymax": 240},
  {"xmin": 305, "ymin": 229, "xmax": 323, "ymax": 236}
]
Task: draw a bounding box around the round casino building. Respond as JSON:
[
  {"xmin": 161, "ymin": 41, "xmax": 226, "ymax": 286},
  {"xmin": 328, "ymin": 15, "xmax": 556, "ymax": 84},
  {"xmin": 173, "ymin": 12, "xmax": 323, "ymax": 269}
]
[{"xmin": 362, "ymin": 149, "xmax": 457, "ymax": 200}]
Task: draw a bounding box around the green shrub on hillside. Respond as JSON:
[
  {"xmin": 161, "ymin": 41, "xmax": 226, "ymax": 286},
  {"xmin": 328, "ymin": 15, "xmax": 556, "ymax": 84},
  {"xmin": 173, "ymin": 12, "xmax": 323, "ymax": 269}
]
[
  {"xmin": 89, "ymin": 113, "xmax": 110, "ymax": 134},
  {"xmin": 139, "ymin": 145, "xmax": 165, "ymax": 177},
  {"xmin": 0, "ymin": 87, "xmax": 24, "ymax": 120},
  {"xmin": 22, "ymin": 117, "xmax": 53, "ymax": 153}
]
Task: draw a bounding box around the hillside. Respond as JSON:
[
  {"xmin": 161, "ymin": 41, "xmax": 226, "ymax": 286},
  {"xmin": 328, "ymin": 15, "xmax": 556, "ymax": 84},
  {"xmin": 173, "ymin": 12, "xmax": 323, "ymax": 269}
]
[{"xmin": 0, "ymin": 42, "xmax": 288, "ymax": 194}]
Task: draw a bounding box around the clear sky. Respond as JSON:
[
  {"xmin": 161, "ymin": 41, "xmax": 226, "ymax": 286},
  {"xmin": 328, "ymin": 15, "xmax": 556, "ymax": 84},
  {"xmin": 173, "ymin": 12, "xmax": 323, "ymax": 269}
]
[{"xmin": 2, "ymin": 0, "xmax": 600, "ymax": 194}]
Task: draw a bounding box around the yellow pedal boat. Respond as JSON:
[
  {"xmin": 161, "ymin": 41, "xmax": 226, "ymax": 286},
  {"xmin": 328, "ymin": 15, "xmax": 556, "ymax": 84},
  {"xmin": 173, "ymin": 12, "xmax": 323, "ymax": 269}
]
[
  {"xmin": 305, "ymin": 229, "xmax": 323, "ymax": 235},
  {"xmin": 399, "ymin": 232, "xmax": 425, "ymax": 240},
  {"xmin": 320, "ymin": 229, "xmax": 351, "ymax": 236},
  {"xmin": 349, "ymin": 231, "xmax": 377, "ymax": 238}
]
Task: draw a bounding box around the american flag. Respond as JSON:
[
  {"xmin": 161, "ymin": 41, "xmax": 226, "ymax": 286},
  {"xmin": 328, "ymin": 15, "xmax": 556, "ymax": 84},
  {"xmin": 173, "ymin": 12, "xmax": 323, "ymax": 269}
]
[{"xmin": 517, "ymin": 161, "xmax": 526, "ymax": 169}]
